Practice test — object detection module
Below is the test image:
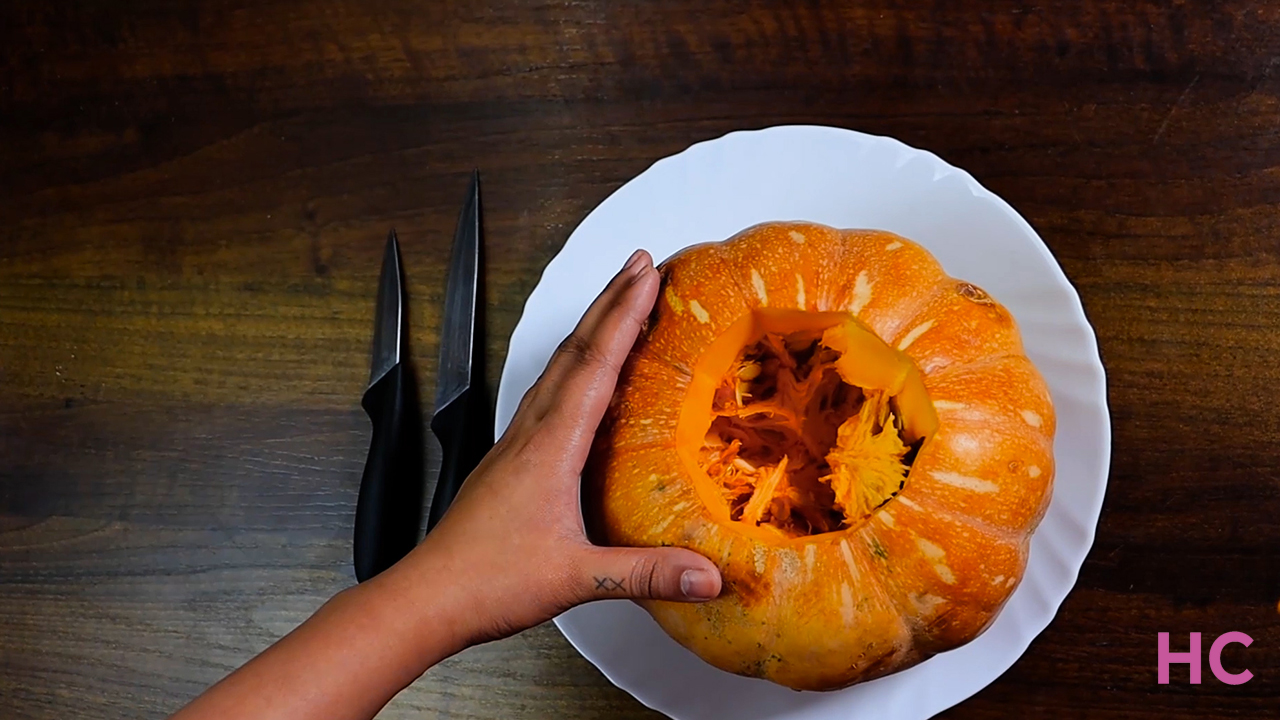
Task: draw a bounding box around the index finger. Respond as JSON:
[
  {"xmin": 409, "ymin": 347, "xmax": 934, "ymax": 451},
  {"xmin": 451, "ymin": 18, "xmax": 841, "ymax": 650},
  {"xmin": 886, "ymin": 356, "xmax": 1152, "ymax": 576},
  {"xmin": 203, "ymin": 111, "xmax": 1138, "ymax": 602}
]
[{"xmin": 514, "ymin": 250, "xmax": 659, "ymax": 448}]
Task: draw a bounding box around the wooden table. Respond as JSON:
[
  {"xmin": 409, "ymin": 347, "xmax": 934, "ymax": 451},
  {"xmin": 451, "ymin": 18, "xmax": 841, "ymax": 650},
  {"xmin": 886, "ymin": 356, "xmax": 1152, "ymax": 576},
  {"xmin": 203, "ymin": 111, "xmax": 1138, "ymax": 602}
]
[{"xmin": 3, "ymin": 1, "xmax": 1278, "ymax": 717}]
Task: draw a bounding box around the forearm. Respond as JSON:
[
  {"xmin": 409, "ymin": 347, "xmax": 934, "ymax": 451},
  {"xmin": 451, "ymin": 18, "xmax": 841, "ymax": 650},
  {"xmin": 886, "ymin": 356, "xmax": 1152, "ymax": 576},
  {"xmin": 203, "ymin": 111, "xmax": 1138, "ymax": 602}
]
[{"xmin": 171, "ymin": 545, "xmax": 473, "ymax": 720}]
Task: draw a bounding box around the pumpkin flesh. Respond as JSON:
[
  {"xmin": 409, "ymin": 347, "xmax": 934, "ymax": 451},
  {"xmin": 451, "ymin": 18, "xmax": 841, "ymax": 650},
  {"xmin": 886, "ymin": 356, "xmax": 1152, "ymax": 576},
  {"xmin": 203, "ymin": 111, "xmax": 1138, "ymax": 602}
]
[{"xmin": 679, "ymin": 309, "xmax": 939, "ymax": 542}]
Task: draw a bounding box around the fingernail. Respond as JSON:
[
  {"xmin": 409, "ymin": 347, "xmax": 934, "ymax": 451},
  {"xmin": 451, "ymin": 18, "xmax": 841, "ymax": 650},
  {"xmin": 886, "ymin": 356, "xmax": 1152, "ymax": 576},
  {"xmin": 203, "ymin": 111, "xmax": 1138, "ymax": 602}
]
[
  {"xmin": 622, "ymin": 249, "xmax": 646, "ymax": 274},
  {"xmin": 680, "ymin": 569, "xmax": 718, "ymax": 600}
]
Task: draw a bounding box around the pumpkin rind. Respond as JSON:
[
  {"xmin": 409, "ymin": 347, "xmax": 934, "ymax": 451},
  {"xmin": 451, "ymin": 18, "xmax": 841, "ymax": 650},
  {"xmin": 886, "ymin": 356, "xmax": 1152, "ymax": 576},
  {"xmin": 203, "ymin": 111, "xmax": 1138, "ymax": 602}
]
[{"xmin": 587, "ymin": 222, "xmax": 1056, "ymax": 691}]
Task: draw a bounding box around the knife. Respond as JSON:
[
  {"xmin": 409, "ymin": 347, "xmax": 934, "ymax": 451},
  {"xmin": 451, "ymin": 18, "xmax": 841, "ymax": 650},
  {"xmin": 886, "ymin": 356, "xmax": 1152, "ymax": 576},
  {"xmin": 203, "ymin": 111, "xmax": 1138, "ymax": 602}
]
[
  {"xmin": 425, "ymin": 170, "xmax": 491, "ymax": 532},
  {"xmin": 353, "ymin": 230, "xmax": 425, "ymax": 583}
]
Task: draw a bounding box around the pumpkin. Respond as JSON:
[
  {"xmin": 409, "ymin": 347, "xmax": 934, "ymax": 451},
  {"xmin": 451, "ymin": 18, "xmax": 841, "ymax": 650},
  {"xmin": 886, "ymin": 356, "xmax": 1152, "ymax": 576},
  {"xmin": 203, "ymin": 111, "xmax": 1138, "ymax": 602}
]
[{"xmin": 586, "ymin": 221, "xmax": 1055, "ymax": 691}]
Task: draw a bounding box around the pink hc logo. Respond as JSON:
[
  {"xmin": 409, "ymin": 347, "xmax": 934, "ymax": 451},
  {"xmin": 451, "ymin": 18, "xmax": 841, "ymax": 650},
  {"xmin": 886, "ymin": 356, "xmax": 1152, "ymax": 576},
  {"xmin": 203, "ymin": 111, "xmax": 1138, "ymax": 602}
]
[{"xmin": 1158, "ymin": 632, "xmax": 1254, "ymax": 685}]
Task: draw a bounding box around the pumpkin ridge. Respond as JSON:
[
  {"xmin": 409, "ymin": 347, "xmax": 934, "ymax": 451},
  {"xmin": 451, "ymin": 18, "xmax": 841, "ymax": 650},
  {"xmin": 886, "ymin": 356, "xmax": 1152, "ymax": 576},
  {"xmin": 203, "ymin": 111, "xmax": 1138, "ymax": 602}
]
[
  {"xmin": 853, "ymin": 527, "xmax": 932, "ymax": 643},
  {"xmin": 834, "ymin": 232, "xmax": 947, "ymax": 338},
  {"xmin": 717, "ymin": 222, "xmax": 852, "ymax": 314},
  {"xmin": 921, "ymin": 351, "xmax": 1025, "ymax": 382},
  {"xmin": 881, "ymin": 277, "xmax": 966, "ymax": 343},
  {"xmin": 716, "ymin": 244, "xmax": 780, "ymax": 312},
  {"xmin": 899, "ymin": 289, "xmax": 1028, "ymax": 376},
  {"xmin": 640, "ymin": 337, "xmax": 696, "ymax": 379},
  {"xmin": 898, "ymin": 488, "xmax": 1026, "ymax": 546},
  {"xmin": 866, "ymin": 274, "xmax": 953, "ymax": 340},
  {"xmin": 935, "ymin": 406, "xmax": 1055, "ymax": 455},
  {"xmin": 670, "ymin": 242, "xmax": 753, "ymax": 315}
]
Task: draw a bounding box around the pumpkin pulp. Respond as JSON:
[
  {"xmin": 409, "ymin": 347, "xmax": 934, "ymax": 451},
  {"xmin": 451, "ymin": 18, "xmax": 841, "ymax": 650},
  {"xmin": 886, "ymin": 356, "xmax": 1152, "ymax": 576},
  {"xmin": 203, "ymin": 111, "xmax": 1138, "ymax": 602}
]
[{"xmin": 676, "ymin": 309, "xmax": 938, "ymax": 542}]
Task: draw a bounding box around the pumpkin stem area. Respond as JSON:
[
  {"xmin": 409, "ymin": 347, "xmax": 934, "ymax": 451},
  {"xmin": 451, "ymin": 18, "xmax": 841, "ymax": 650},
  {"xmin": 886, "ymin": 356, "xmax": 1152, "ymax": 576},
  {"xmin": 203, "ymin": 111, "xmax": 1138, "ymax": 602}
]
[{"xmin": 694, "ymin": 321, "xmax": 926, "ymax": 538}]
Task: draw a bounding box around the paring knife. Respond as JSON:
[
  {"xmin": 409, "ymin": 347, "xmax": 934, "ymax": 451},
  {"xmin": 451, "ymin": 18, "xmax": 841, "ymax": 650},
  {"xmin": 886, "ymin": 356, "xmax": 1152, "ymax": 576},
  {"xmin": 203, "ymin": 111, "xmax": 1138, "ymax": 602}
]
[
  {"xmin": 353, "ymin": 231, "xmax": 425, "ymax": 583},
  {"xmin": 426, "ymin": 171, "xmax": 492, "ymax": 532}
]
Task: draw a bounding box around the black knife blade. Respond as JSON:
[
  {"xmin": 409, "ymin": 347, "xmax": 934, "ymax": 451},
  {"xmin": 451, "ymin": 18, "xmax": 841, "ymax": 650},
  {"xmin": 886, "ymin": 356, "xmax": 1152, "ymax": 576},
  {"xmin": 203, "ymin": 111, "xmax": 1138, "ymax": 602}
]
[
  {"xmin": 353, "ymin": 231, "xmax": 425, "ymax": 583},
  {"xmin": 426, "ymin": 171, "xmax": 491, "ymax": 532}
]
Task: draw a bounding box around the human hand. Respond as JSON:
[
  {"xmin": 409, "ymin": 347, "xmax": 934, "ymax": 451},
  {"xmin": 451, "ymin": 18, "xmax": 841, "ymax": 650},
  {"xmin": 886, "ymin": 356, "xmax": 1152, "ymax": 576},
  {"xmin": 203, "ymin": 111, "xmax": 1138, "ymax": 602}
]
[
  {"xmin": 169, "ymin": 250, "xmax": 721, "ymax": 720},
  {"xmin": 395, "ymin": 249, "xmax": 722, "ymax": 648}
]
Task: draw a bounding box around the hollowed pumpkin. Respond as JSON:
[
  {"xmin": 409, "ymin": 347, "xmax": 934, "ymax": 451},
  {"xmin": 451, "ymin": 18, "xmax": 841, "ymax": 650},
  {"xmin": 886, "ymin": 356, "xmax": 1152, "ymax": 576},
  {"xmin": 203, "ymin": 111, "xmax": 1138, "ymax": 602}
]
[{"xmin": 587, "ymin": 221, "xmax": 1055, "ymax": 691}]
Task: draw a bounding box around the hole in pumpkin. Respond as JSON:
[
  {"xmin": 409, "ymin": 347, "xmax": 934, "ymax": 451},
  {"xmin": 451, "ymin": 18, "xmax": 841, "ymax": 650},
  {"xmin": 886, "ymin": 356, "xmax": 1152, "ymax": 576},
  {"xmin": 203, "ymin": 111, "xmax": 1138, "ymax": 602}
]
[{"xmin": 696, "ymin": 329, "xmax": 921, "ymax": 538}]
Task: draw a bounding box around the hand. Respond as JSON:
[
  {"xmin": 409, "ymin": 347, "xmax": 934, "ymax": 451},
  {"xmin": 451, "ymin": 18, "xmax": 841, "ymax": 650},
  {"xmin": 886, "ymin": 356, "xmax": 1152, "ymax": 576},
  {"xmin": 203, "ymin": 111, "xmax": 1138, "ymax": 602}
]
[
  {"xmin": 170, "ymin": 249, "xmax": 721, "ymax": 720},
  {"xmin": 401, "ymin": 248, "xmax": 722, "ymax": 646}
]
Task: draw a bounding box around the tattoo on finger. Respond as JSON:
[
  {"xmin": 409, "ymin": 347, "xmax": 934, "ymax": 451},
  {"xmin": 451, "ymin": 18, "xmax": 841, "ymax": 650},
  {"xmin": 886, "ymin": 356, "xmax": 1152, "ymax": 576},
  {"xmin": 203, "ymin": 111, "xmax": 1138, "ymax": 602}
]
[{"xmin": 594, "ymin": 576, "xmax": 626, "ymax": 592}]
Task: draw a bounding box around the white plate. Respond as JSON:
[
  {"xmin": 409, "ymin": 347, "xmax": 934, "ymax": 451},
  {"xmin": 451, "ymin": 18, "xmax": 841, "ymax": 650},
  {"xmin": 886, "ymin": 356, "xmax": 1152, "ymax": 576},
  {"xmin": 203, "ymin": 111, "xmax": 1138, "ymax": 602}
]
[{"xmin": 495, "ymin": 125, "xmax": 1110, "ymax": 720}]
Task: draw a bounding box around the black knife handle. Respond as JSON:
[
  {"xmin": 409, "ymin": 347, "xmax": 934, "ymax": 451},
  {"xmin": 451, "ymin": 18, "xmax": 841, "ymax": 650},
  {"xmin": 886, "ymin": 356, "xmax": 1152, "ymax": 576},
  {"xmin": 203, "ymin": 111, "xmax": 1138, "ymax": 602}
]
[
  {"xmin": 353, "ymin": 362, "xmax": 425, "ymax": 583},
  {"xmin": 427, "ymin": 390, "xmax": 489, "ymax": 531}
]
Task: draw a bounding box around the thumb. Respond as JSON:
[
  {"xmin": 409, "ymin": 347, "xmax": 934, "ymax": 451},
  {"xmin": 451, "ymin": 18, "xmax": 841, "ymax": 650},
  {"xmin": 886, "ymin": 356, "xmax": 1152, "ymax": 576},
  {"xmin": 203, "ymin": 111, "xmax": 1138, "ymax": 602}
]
[{"xmin": 579, "ymin": 547, "xmax": 722, "ymax": 603}]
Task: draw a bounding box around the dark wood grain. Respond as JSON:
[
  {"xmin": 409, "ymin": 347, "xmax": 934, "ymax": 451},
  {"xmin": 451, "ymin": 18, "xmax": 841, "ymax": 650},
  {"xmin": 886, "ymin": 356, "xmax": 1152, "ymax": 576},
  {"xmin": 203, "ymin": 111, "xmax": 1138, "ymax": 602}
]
[{"xmin": 4, "ymin": 1, "xmax": 1280, "ymax": 717}]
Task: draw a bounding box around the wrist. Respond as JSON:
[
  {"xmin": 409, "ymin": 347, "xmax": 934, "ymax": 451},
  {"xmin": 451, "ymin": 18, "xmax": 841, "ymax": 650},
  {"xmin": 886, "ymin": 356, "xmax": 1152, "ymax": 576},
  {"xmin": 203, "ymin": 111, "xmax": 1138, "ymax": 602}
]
[
  {"xmin": 394, "ymin": 529, "xmax": 558, "ymax": 650},
  {"xmin": 376, "ymin": 538, "xmax": 490, "ymax": 657},
  {"xmin": 330, "ymin": 550, "xmax": 476, "ymax": 684}
]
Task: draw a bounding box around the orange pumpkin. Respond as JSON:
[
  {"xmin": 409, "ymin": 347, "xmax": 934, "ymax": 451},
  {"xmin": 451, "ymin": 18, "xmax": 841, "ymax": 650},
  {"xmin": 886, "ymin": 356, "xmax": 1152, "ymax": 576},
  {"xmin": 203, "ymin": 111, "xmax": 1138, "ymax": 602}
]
[{"xmin": 586, "ymin": 221, "xmax": 1055, "ymax": 691}]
